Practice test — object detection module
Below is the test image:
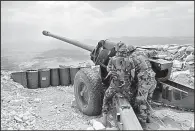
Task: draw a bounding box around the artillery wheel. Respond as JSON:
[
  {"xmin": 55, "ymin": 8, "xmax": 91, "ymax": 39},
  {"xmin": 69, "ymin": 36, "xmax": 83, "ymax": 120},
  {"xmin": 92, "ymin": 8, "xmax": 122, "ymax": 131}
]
[{"xmin": 74, "ymin": 67, "xmax": 103, "ymax": 116}]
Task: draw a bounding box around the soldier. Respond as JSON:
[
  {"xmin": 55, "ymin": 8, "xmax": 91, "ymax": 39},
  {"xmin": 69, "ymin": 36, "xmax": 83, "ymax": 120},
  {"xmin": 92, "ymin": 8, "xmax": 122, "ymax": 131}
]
[
  {"xmin": 100, "ymin": 42, "xmax": 135, "ymax": 127},
  {"xmin": 127, "ymin": 45, "xmax": 157, "ymax": 128}
]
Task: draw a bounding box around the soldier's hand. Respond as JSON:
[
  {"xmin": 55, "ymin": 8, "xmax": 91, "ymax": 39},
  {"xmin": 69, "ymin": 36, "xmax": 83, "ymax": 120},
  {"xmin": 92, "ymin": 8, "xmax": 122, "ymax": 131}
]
[
  {"xmin": 116, "ymin": 88, "xmax": 122, "ymax": 93},
  {"xmin": 109, "ymin": 71, "xmax": 118, "ymax": 77},
  {"xmin": 135, "ymin": 97, "xmax": 145, "ymax": 103}
]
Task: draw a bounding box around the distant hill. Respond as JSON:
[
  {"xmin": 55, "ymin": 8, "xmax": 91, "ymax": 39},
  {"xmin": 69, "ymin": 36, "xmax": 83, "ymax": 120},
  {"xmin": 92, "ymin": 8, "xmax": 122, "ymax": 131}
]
[
  {"xmin": 1, "ymin": 36, "xmax": 193, "ymax": 71},
  {"xmin": 1, "ymin": 56, "xmax": 19, "ymax": 71},
  {"xmin": 33, "ymin": 48, "xmax": 91, "ymax": 61}
]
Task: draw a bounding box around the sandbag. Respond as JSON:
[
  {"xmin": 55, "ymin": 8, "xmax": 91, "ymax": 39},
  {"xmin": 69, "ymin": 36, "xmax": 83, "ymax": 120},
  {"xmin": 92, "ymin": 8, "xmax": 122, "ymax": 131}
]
[
  {"xmin": 186, "ymin": 46, "xmax": 194, "ymax": 54},
  {"xmin": 178, "ymin": 46, "xmax": 187, "ymax": 53},
  {"xmin": 168, "ymin": 45, "xmax": 181, "ymax": 50},
  {"xmin": 185, "ymin": 54, "xmax": 194, "ymax": 62},
  {"xmin": 163, "ymin": 44, "xmax": 170, "ymax": 51},
  {"xmin": 172, "ymin": 60, "xmax": 183, "ymax": 68},
  {"xmin": 168, "ymin": 49, "xmax": 178, "ymax": 54},
  {"xmin": 171, "ymin": 70, "xmax": 190, "ymax": 79}
]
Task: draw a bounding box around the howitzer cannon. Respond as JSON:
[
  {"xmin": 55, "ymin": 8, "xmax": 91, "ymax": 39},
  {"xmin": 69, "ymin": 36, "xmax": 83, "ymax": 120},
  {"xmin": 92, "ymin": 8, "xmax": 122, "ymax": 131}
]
[
  {"xmin": 42, "ymin": 31, "xmax": 172, "ymax": 82},
  {"xmin": 42, "ymin": 31, "xmax": 194, "ymax": 130}
]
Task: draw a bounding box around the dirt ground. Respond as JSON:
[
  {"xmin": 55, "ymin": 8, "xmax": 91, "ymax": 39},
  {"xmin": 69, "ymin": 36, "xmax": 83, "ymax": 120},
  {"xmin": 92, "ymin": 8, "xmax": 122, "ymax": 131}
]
[
  {"xmin": 1, "ymin": 71, "xmax": 194, "ymax": 130},
  {"xmin": 1, "ymin": 73, "xmax": 97, "ymax": 130}
]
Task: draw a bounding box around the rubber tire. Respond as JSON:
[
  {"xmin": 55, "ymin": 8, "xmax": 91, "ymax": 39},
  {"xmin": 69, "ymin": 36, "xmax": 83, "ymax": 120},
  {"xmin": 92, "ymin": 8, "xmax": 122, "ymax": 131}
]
[{"xmin": 74, "ymin": 68, "xmax": 103, "ymax": 116}]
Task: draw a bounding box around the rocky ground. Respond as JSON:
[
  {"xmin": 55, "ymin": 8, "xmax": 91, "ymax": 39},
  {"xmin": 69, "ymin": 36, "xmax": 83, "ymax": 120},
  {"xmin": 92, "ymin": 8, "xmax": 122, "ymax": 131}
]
[
  {"xmin": 1, "ymin": 70, "xmax": 194, "ymax": 130},
  {"xmin": 1, "ymin": 44, "xmax": 194, "ymax": 130},
  {"xmin": 1, "ymin": 71, "xmax": 97, "ymax": 130}
]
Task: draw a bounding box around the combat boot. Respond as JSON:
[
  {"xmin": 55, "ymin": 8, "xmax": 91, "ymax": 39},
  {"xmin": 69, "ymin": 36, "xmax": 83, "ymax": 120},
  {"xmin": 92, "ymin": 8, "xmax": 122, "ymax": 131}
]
[
  {"xmin": 140, "ymin": 120, "xmax": 147, "ymax": 130},
  {"xmin": 146, "ymin": 111, "xmax": 152, "ymax": 123},
  {"xmin": 146, "ymin": 116, "xmax": 151, "ymax": 123}
]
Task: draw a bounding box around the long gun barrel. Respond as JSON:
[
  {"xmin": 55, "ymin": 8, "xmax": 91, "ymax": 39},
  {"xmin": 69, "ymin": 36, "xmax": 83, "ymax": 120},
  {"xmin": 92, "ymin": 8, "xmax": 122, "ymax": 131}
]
[{"xmin": 42, "ymin": 30, "xmax": 95, "ymax": 52}]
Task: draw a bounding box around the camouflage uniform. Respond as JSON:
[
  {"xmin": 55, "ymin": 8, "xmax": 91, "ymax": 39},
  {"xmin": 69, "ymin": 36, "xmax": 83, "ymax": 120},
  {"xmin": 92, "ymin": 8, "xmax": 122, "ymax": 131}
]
[
  {"xmin": 102, "ymin": 43, "xmax": 135, "ymax": 115},
  {"xmin": 128, "ymin": 47, "xmax": 157, "ymax": 124}
]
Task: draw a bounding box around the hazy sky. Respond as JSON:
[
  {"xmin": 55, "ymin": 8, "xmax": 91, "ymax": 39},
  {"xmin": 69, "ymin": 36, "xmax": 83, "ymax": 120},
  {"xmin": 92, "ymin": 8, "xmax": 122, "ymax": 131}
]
[{"xmin": 1, "ymin": 1, "xmax": 194, "ymax": 53}]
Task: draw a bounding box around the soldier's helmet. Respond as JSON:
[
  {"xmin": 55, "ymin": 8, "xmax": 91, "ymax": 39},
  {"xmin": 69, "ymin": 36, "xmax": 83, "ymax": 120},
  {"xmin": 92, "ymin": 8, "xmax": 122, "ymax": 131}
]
[
  {"xmin": 115, "ymin": 42, "xmax": 128, "ymax": 56},
  {"xmin": 186, "ymin": 46, "xmax": 194, "ymax": 55},
  {"xmin": 116, "ymin": 42, "xmax": 127, "ymax": 52},
  {"xmin": 127, "ymin": 45, "xmax": 136, "ymax": 53}
]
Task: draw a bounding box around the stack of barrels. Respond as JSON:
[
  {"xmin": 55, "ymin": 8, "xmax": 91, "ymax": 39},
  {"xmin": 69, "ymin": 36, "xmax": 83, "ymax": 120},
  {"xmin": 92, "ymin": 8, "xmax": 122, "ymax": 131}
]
[{"xmin": 11, "ymin": 66, "xmax": 83, "ymax": 89}]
